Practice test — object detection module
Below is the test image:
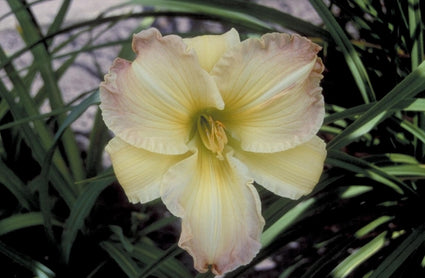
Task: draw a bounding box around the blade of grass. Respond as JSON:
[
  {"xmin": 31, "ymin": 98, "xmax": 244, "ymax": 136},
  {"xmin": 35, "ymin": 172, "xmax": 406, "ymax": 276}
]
[
  {"xmin": 34, "ymin": 90, "xmax": 100, "ymax": 242},
  {"xmin": 340, "ymin": 185, "xmax": 373, "ymax": 199},
  {"xmin": 137, "ymin": 243, "xmax": 183, "ymax": 278},
  {"xmin": 324, "ymin": 98, "xmax": 425, "ymax": 125},
  {"xmin": 408, "ymin": 0, "xmax": 424, "ymax": 70},
  {"xmin": 0, "ymin": 240, "xmax": 55, "ymax": 278},
  {"xmin": 51, "ymin": 90, "xmax": 100, "ymax": 144},
  {"xmin": 408, "ymin": 0, "xmax": 425, "ymax": 160},
  {"xmin": 300, "ymin": 236, "xmax": 355, "ymax": 278},
  {"xmin": 261, "ymin": 198, "xmax": 315, "ymax": 247},
  {"xmin": 61, "ymin": 172, "xmax": 114, "ymax": 263},
  {"xmin": 8, "ymin": 0, "xmax": 86, "ymax": 183},
  {"xmin": 32, "ymin": 175, "xmax": 55, "ymax": 242},
  {"xmin": 0, "ymin": 0, "xmax": 46, "ymax": 22},
  {"xmin": 326, "ymin": 150, "xmax": 416, "ymax": 195},
  {"xmin": 365, "ymin": 153, "xmax": 420, "ymax": 165},
  {"xmin": 0, "ymin": 45, "xmax": 73, "ymax": 183},
  {"xmin": 0, "ymin": 11, "xmax": 207, "ymax": 71},
  {"xmin": 74, "ymin": 167, "xmax": 114, "ymax": 185},
  {"xmin": 0, "ymin": 212, "xmax": 62, "ymax": 237},
  {"xmin": 0, "ymin": 106, "xmax": 70, "ymax": 131},
  {"xmin": 139, "ymin": 215, "xmax": 177, "ymax": 236},
  {"xmin": 327, "ymin": 61, "xmax": 425, "ymax": 150},
  {"xmin": 86, "ymin": 109, "xmax": 110, "ymax": 177},
  {"xmin": 379, "ymin": 165, "xmax": 425, "ymax": 177},
  {"xmin": 45, "ymin": 0, "xmax": 71, "ymax": 44},
  {"xmin": 131, "ymin": 0, "xmax": 330, "ymax": 38},
  {"xmin": 280, "ymin": 258, "xmax": 308, "ymax": 278},
  {"xmin": 195, "ymin": 271, "xmax": 216, "ymax": 278},
  {"xmin": 109, "ymin": 225, "xmax": 134, "ymax": 253},
  {"xmin": 0, "ymin": 159, "xmax": 34, "ymax": 210},
  {"xmin": 132, "ymin": 239, "xmax": 190, "ymax": 278},
  {"xmin": 262, "ymin": 197, "xmax": 296, "ymax": 229},
  {"xmin": 396, "ymin": 117, "xmax": 425, "ymax": 145},
  {"xmin": 368, "ymin": 223, "xmax": 425, "ymax": 278},
  {"xmin": 310, "ymin": 0, "xmax": 376, "ymax": 103},
  {"xmin": 226, "ymin": 221, "xmax": 309, "ymax": 278},
  {"xmin": 100, "ymin": 241, "xmax": 141, "ymax": 278},
  {"xmin": 0, "ymin": 47, "xmax": 77, "ymax": 207},
  {"xmin": 37, "ymin": 90, "xmax": 99, "ymax": 179},
  {"xmin": 355, "ymin": 216, "xmax": 394, "ymax": 238},
  {"xmin": 331, "ymin": 232, "xmax": 388, "ymax": 278}
]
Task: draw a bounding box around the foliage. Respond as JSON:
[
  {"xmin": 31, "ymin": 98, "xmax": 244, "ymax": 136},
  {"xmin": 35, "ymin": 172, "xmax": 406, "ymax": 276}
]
[{"xmin": 0, "ymin": 0, "xmax": 424, "ymax": 277}]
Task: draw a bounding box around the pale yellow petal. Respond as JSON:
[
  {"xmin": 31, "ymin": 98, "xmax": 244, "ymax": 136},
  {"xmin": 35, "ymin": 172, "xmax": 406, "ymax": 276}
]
[
  {"xmin": 212, "ymin": 33, "xmax": 324, "ymax": 152},
  {"xmin": 183, "ymin": 28, "xmax": 240, "ymax": 72},
  {"xmin": 160, "ymin": 146, "xmax": 264, "ymax": 275},
  {"xmin": 233, "ymin": 136, "xmax": 327, "ymax": 199},
  {"xmin": 106, "ymin": 137, "xmax": 189, "ymax": 203},
  {"xmin": 100, "ymin": 28, "xmax": 224, "ymax": 155}
]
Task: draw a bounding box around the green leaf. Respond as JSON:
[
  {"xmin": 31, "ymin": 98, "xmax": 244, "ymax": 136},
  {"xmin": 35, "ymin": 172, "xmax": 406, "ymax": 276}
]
[
  {"xmin": 340, "ymin": 185, "xmax": 373, "ymax": 199},
  {"xmin": 326, "ymin": 150, "xmax": 414, "ymax": 195},
  {"xmin": 310, "ymin": 0, "xmax": 376, "ymax": 103},
  {"xmin": 0, "ymin": 212, "xmax": 62, "ymax": 237},
  {"xmin": 355, "ymin": 216, "xmax": 394, "ymax": 238},
  {"xmin": 195, "ymin": 271, "xmax": 216, "ymax": 278},
  {"xmin": 300, "ymin": 236, "xmax": 355, "ymax": 278},
  {"xmin": 100, "ymin": 241, "xmax": 142, "ymax": 278},
  {"xmin": 0, "ymin": 159, "xmax": 34, "ymax": 210},
  {"xmin": 40, "ymin": 90, "xmax": 100, "ymax": 195},
  {"xmin": 34, "ymin": 90, "xmax": 101, "ymax": 242},
  {"xmin": 137, "ymin": 243, "xmax": 184, "ymax": 278},
  {"xmin": 0, "ymin": 106, "xmax": 71, "ymax": 132},
  {"xmin": 380, "ymin": 165, "xmax": 425, "ymax": 177},
  {"xmin": 331, "ymin": 232, "xmax": 388, "ymax": 278},
  {"xmin": 86, "ymin": 109, "xmax": 110, "ymax": 177},
  {"xmin": 261, "ymin": 198, "xmax": 315, "ymax": 247},
  {"xmin": 109, "ymin": 225, "xmax": 134, "ymax": 253},
  {"xmin": 365, "ymin": 153, "xmax": 420, "ymax": 165},
  {"xmin": 61, "ymin": 173, "xmax": 113, "ymax": 263},
  {"xmin": 132, "ymin": 239, "xmax": 190, "ymax": 278},
  {"xmin": 0, "ymin": 45, "xmax": 76, "ymax": 207},
  {"xmin": 0, "ymin": 240, "xmax": 55, "ymax": 278},
  {"xmin": 131, "ymin": 0, "xmax": 329, "ymax": 38},
  {"xmin": 397, "ymin": 117, "xmax": 425, "ymax": 145},
  {"xmin": 8, "ymin": 0, "xmax": 85, "ymax": 181},
  {"xmin": 53, "ymin": 90, "xmax": 100, "ymax": 144},
  {"xmin": 324, "ymin": 98, "xmax": 425, "ymax": 126},
  {"xmin": 46, "ymin": 0, "xmax": 71, "ymax": 42},
  {"xmin": 327, "ymin": 61, "xmax": 425, "ymax": 150},
  {"xmin": 408, "ymin": 0, "xmax": 424, "ymax": 70},
  {"xmin": 139, "ymin": 215, "xmax": 177, "ymax": 236},
  {"xmin": 368, "ymin": 224, "xmax": 425, "ymax": 278}
]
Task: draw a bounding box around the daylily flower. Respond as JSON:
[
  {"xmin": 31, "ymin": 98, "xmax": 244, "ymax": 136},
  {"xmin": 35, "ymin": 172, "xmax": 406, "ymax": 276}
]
[{"xmin": 100, "ymin": 28, "xmax": 326, "ymax": 275}]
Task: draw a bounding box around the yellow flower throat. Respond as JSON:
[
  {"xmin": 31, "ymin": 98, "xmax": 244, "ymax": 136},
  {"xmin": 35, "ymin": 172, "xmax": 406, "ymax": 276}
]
[{"xmin": 197, "ymin": 114, "xmax": 228, "ymax": 160}]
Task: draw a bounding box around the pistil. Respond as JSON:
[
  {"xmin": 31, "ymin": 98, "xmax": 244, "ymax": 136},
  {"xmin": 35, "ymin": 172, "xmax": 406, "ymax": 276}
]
[{"xmin": 197, "ymin": 114, "xmax": 228, "ymax": 160}]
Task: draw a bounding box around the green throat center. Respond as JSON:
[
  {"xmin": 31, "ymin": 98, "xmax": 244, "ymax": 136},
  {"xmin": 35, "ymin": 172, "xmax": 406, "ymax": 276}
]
[{"xmin": 197, "ymin": 114, "xmax": 228, "ymax": 160}]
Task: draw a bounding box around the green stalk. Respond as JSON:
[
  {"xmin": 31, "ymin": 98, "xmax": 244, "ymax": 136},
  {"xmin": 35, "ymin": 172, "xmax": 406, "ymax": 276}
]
[
  {"xmin": 408, "ymin": 0, "xmax": 425, "ymax": 160},
  {"xmin": 0, "ymin": 47, "xmax": 77, "ymax": 206},
  {"xmin": 7, "ymin": 0, "xmax": 86, "ymax": 186},
  {"xmin": 309, "ymin": 0, "xmax": 376, "ymax": 104}
]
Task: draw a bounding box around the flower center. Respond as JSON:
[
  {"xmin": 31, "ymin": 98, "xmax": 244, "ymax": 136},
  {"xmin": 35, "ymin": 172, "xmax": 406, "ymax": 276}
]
[{"xmin": 197, "ymin": 114, "xmax": 228, "ymax": 160}]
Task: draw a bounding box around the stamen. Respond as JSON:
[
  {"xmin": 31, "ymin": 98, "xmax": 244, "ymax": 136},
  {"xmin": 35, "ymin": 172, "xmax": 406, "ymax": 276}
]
[{"xmin": 197, "ymin": 114, "xmax": 228, "ymax": 160}]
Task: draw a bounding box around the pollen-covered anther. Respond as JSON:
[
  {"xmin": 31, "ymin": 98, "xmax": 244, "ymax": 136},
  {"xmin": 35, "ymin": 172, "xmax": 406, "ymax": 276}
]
[{"xmin": 197, "ymin": 114, "xmax": 228, "ymax": 160}]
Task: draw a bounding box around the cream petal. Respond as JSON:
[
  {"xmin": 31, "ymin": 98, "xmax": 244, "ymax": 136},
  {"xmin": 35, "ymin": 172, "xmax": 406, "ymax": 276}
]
[
  {"xmin": 106, "ymin": 137, "xmax": 189, "ymax": 203},
  {"xmin": 212, "ymin": 33, "xmax": 324, "ymax": 152},
  {"xmin": 161, "ymin": 146, "xmax": 264, "ymax": 275},
  {"xmin": 100, "ymin": 28, "xmax": 224, "ymax": 155},
  {"xmin": 183, "ymin": 28, "xmax": 240, "ymax": 72},
  {"xmin": 233, "ymin": 136, "xmax": 327, "ymax": 199}
]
